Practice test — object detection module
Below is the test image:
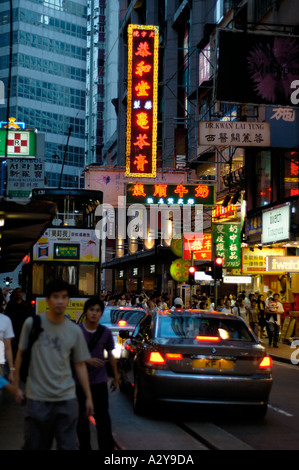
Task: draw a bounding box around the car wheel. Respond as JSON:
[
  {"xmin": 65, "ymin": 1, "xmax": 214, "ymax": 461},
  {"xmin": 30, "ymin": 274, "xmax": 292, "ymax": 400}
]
[{"xmin": 133, "ymin": 376, "xmax": 148, "ymax": 415}]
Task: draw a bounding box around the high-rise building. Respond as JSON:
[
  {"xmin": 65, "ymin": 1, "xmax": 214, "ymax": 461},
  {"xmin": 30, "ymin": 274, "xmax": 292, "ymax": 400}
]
[
  {"xmin": 0, "ymin": 0, "xmax": 87, "ymax": 188},
  {"xmin": 85, "ymin": 0, "xmax": 119, "ymax": 166}
]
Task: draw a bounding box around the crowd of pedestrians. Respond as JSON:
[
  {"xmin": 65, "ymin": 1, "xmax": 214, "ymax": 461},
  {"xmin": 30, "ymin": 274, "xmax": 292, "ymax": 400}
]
[{"xmin": 0, "ymin": 282, "xmax": 285, "ymax": 451}]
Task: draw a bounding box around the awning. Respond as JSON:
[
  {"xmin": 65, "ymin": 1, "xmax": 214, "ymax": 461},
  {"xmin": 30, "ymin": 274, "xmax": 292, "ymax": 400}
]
[
  {"xmin": 0, "ymin": 198, "xmax": 57, "ymax": 273},
  {"xmin": 102, "ymin": 245, "xmax": 176, "ymax": 269}
]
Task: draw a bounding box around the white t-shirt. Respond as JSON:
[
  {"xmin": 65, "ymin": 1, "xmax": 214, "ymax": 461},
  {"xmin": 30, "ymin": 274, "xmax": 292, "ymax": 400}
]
[
  {"xmin": 0, "ymin": 314, "xmax": 14, "ymax": 364},
  {"xmin": 19, "ymin": 314, "xmax": 90, "ymax": 401}
]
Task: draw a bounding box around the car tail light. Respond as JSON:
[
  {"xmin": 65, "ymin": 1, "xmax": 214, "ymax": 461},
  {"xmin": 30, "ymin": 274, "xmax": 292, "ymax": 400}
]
[
  {"xmin": 118, "ymin": 320, "xmax": 127, "ymax": 327},
  {"xmin": 259, "ymin": 356, "xmax": 272, "ymax": 369},
  {"xmin": 148, "ymin": 352, "xmax": 166, "ymax": 364},
  {"xmin": 196, "ymin": 336, "xmax": 220, "ymax": 342},
  {"xmin": 165, "ymin": 353, "xmax": 183, "ymax": 360}
]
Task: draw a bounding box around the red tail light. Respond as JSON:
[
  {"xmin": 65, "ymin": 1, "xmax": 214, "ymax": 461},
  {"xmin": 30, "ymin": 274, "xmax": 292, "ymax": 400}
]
[
  {"xmin": 149, "ymin": 352, "xmax": 165, "ymax": 364},
  {"xmin": 165, "ymin": 353, "xmax": 183, "ymax": 360},
  {"xmin": 259, "ymin": 356, "xmax": 272, "ymax": 369},
  {"xmin": 118, "ymin": 320, "xmax": 127, "ymax": 327},
  {"xmin": 196, "ymin": 336, "xmax": 220, "ymax": 342}
]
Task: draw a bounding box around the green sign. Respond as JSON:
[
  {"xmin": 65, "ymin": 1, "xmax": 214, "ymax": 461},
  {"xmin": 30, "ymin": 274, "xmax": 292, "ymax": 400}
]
[
  {"xmin": 0, "ymin": 129, "xmax": 36, "ymax": 158},
  {"xmin": 126, "ymin": 183, "xmax": 215, "ymax": 206},
  {"xmin": 54, "ymin": 244, "xmax": 80, "ymax": 260},
  {"xmin": 212, "ymin": 223, "xmax": 241, "ymax": 268}
]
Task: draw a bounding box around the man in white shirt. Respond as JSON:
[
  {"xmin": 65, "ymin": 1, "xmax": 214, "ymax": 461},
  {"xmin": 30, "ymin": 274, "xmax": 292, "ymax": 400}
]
[
  {"xmin": 0, "ymin": 313, "xmax": 14, "ymax": 381},
  {"xmin": 265, "ymin": 293, "xmax": 283, "ymax": 348}
]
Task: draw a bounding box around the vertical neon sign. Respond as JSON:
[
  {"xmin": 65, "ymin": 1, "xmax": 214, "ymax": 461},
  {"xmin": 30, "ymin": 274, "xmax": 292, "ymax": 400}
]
[{"xmin": 126, "ymin": 24, "xmax": 159, "ymax": 178}]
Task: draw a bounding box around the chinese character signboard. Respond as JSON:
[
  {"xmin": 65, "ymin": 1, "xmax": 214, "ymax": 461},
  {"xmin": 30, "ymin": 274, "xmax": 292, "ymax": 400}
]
[
  {"xmin": 0, "ymin": 129, "xmax": 36, "ymax": 158},
  {"xmin": 199, "ymin": 121, "xmax": 270, "ymax": 147},
  {"xmin": 212, "ymin": 223, "xmax": 241, "ymax": 268},
  {"xmin": 7, "ymin": 158, "xmax": 44, "ymax": 198},
  {"xmin": 184, "ymin": 233, "xmax": 212, "ymax": 261},
  {"xmin": 266, "ymin": 107, "xmax": 299, "ymax": 147},
  {"xmin": 126, "ymin": 182, "xmax": 215, "ymax": 206},
  {"xmin": 125, "ymin": 24, "xmax": 159, "ymax": 178},
  {"xmin": 242, "ymin": 248, "xmax": 285, "ymax": 274}
]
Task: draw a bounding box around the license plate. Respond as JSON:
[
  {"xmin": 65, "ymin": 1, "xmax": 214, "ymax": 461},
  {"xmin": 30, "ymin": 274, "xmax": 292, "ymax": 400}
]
[{"xmin": 192, "ymin": 359, "xmax": 234, "ymax": 369}]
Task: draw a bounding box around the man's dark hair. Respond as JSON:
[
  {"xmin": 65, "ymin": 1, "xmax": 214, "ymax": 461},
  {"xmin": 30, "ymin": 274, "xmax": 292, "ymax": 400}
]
[
  {"xmin": 83, "ymin": 296, "xmax": 104, "ymax": 314},
  {"xmin": 45, "ymin": 279, "xmax": 71, "ymax": 298}
]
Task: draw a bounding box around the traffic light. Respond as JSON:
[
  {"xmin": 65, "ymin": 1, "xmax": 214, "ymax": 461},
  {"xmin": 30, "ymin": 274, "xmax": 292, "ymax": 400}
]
[
  {"xmin": 213, "ymin": 256, "xmax": 223, "ymax": 280},
  {"xmin": 188, "ymin": 265, "xmax": 196, "ymax": 285}
]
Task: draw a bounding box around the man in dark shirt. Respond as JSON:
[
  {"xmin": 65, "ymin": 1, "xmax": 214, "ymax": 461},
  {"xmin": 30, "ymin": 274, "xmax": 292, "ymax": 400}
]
[
  {"xmin": 76, "ymin": 297, "xmax": 120, "ymax": 451},
  {"xmin": 5, "ymin": 288, "xmax": 33, "ymax": 358}
]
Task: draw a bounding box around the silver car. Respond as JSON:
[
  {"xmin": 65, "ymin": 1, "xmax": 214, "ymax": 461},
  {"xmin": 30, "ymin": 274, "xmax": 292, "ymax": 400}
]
[
  {"xmin": 119, "ymin": 310, "xmax": 273, "ymax": 417},
  {"xmin": 99, "ymin": 306, "xmax": 147, "ymax": 360}
]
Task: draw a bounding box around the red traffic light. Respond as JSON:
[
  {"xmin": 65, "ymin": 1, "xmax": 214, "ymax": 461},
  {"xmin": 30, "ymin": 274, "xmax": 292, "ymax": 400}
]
[
  {"xmin": 215, "ymin": 256, "xmax": 223, "ymax": 266},
  {"xmin": 189, "ymin": 266, "xmax": 196, "ymax": 274}
]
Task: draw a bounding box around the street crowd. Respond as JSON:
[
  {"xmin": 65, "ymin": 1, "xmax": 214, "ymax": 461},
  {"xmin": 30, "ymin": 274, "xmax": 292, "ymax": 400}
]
[
  {"xmin": 0, "ymin": 282, "xmax": 284, "ymax": 451},
  {"xmin": 102, "ymin": 288, "xmax": 284, "ymax": 347}
]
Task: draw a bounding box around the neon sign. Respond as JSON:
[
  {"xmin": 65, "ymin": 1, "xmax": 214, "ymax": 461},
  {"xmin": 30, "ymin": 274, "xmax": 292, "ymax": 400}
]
[
  {"xmin": 126, "ymin": 183, "xmax": 215, "ymax": 206},
  {"xmin": 184, "ymin": 233, "xmax": 212, "ymax": 261},
  {"xmin": 125, "ymin": 24, "xmax": 159, "ymax": 178}
]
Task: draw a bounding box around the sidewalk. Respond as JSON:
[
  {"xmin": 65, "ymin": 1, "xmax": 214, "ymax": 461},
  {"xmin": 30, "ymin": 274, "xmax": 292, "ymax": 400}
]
[{"xmin": 260, "ymin": 337, "xmax": 297, "ymax": 364}]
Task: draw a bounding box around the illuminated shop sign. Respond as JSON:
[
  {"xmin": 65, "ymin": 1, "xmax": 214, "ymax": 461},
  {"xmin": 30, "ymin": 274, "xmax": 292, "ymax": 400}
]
[
  {"xmin": 0, "ymin": 129, "xmax": 36, "ymax": 158},
  {"xmin": 262, "ymin": 204, "xmax": 290, "ymax": 244},
  {"xmin": 212, "ymin": 204, "xmax": 237, "ymax": 220},
  {"xmin": 183, "ymin": 233, "xmax": 212, "ymax": 261},
  {"xmin": 212, "ymin": 223, "xmax": 241, "ymax": 268},
  {"xmin": 126, "ymin": 183, "xmax": 215, "ymax": 206},
  {"xmin": 266, "ymin": 256, "xmax": 299, "ymax": 273},
  {"xmin": 125, "ymin": 24, "xmax": 159, "ymax": 178}
]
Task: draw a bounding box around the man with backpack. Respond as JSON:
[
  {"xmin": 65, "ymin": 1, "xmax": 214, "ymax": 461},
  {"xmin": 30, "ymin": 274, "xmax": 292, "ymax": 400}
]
[
  {"xmin": 76, "ymin": 296, "xmax": 120, "ymax": 451},
  {"xmin": 14, "ymin": 280, "xmax": 93, "ymax": 450}
]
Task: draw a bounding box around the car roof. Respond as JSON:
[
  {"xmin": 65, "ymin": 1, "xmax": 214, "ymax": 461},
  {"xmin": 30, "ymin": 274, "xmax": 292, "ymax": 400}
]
[{"xmin": 155, "ymin": 309, "xmax": 243, "ymax": 321}]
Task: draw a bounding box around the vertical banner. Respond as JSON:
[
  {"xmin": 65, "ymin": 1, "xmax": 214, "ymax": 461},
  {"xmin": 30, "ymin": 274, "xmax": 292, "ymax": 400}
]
[
  {"xmin": 212, "ymin": 223, "xmax": 241, "ymax": 268},
  {"xmin": 125, "ymin": 24, "xmax": 159, "ymax": 178}
]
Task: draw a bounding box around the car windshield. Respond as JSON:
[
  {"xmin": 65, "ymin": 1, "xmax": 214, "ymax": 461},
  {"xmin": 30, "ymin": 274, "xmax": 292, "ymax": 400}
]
[
  {"xmin": 101, "ymin": 308, "xmax": 146, "ymax": 326},
  {"xmin": 156, "ymin": 315, "xmax": 254, "ymax": 342}
]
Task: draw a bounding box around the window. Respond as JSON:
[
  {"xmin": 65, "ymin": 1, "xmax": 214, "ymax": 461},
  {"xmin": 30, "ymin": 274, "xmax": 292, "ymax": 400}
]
[
  {"xmin": 157, "ymin": 315, "xmax": 254, "ymax": 341},
  {"xmin": 78, "ymin": 265, "xmax": 96, "ymax": 295}
]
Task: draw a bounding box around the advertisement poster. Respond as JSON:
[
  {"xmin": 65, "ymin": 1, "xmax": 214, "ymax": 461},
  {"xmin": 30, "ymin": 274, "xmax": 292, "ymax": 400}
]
[{"xmin": 33, "ymin": 228, "xmax": 100, "ymax": 262}]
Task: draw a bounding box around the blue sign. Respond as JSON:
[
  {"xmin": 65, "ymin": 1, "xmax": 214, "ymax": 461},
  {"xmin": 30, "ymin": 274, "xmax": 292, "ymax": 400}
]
[{"xmin": 266, "ymin": 107, "xmax": 299, "ymax": 147}]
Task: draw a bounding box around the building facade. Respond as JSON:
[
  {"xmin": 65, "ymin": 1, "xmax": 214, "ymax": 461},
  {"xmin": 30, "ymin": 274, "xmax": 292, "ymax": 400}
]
[
  {"xmin": 88, "ymin": 0, "xmax": 298, "ymax": 316},
  {"xmin": 0, "ymin": 0, "xmax": 87, "ymax": 188}
]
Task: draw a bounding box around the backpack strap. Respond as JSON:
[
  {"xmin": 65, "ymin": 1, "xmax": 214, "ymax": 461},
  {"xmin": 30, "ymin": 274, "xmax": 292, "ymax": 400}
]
[{"xmin": 28, "ymin": 315, "xmax": 43, "ymax": 347}]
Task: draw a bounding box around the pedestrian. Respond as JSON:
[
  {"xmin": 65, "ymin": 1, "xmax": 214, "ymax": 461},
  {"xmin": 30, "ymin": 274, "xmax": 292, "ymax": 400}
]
[
  {"xmin": 216, "ymin": 298, "xmax": 225, "ymax": 312},
  {"xmin": 222, "ymin": 299, "xmax": 233, "ymax": 313},
  {"xmin": 257, "ymin": 294, "xmax": 266, "ymax": 339},
  {"xmin": 4, "ymin": 287, "xmax": 34, "ymax": 358},
  {"xmin": 171, "ymin": 297, "xmax": 184, "ymax": 310},
  {"xmin": 246, "ymin": 299, "xmax": 259, "ymax": 337},
  {"xmin": 76, "ymin": 296, "xmax": 119, "ymax": 451},
  {"xmin": 0, "ymin": 312, "xmax": 15, "ymax": 382},
  {"xmin": 0, "ymin": 288, "xmax": 6, "ymax": 312},
  {"xmin": 265, "ymin": 293, "xmax": 284, "ymax": 348},
  {"xmin": 14, "ymin": 279, "xmax": 93, "ymax": 450},
  {"xmin": 191, "ymin": 295, "xmax": 198, "ymax": 308},
  {"xmin": 232, "ymin": 298, "xmax": 247, "ymax": 323},
  {"xmin": 0, "ymin": 373, "xmax": 16, "ymax": 397}
]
